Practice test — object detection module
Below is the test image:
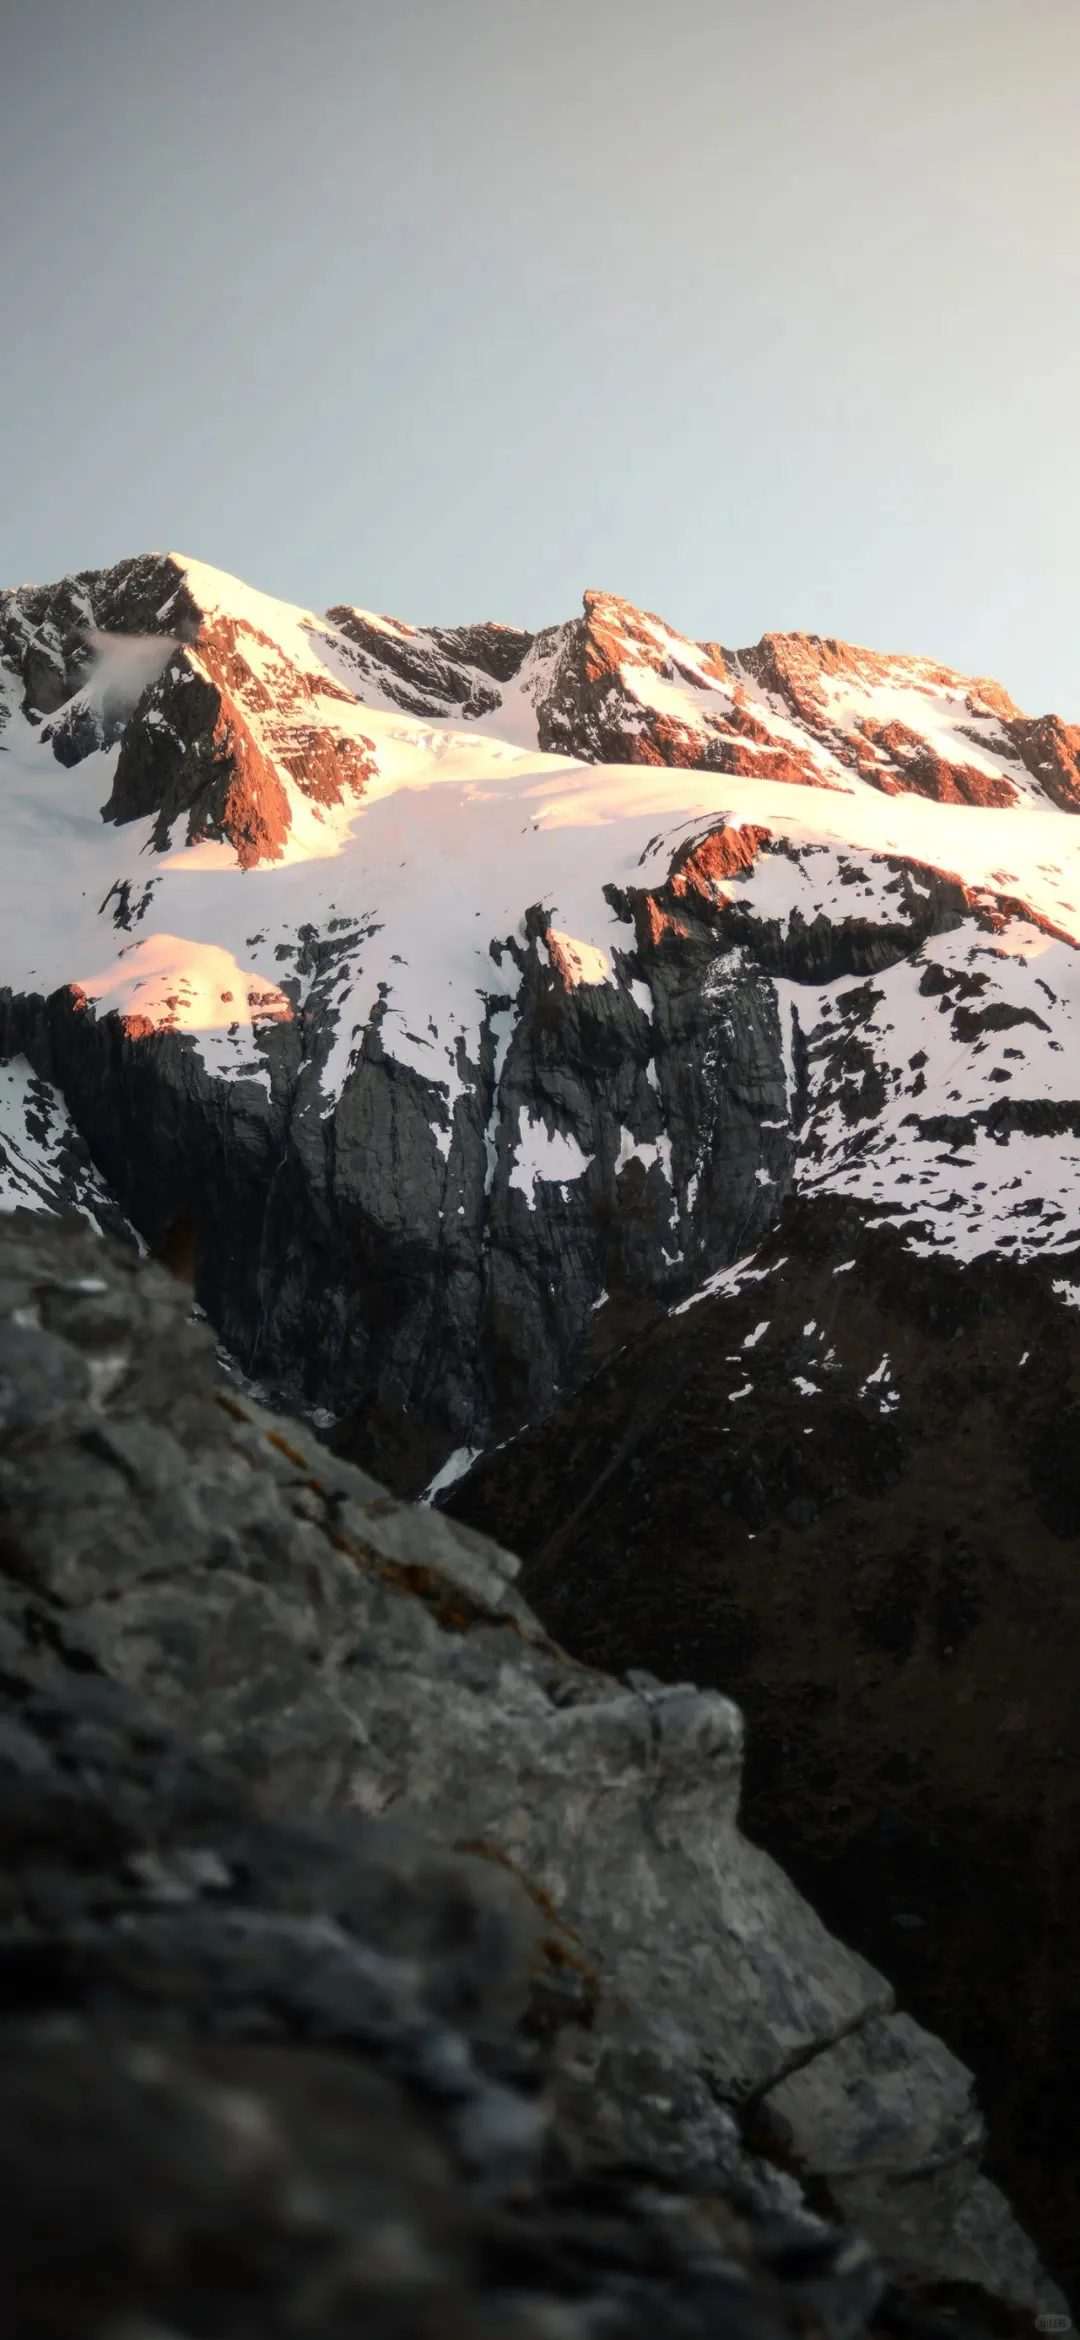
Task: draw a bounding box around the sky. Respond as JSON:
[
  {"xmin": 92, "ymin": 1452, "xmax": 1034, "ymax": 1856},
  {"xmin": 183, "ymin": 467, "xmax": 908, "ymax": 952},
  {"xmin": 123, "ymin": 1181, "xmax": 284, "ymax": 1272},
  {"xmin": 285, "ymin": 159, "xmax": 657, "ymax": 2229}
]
[{"xmin": 2, "ymin": 0, "xmax": 1079, "ymax": 715}]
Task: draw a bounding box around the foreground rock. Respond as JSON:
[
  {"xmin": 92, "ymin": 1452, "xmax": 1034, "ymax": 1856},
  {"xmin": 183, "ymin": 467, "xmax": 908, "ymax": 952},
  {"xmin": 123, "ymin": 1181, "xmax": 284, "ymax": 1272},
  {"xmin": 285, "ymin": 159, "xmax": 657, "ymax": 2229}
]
[
  {"xmin": 0, "ymin": 1210, "xmax": 1064, "ymax": 2332},
  {"xmin": 452, "ymin": 1189, "xmax": 1080, "ymax": 2298}
]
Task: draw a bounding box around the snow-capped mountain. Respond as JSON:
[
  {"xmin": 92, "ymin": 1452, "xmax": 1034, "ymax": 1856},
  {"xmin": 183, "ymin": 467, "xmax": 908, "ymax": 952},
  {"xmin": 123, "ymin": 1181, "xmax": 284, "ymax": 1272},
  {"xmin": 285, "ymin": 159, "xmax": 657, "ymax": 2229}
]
[{"xmin": 4, "ymin": 549, "xmax": 1080, "ymax": 1488}]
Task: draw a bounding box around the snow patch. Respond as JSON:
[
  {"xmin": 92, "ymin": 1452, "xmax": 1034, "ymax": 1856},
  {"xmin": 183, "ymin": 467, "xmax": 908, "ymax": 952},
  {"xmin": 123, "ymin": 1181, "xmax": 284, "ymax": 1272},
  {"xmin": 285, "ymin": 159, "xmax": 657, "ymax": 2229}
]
[
  {"xmin": 421, "ymin": 1445, "xmax": 482, "ymax": 1504},
  {"xmin": 616, "ymin": 1125, "xmax": 673, "ymax": 1185},
  {"xmin": 545, "ymin": 928, "xmax": 611, "ymax": 987},
  {"xmin": 509, "ymin": 1109, "xmax": 593, "ymax": 1204},
  {"xmin": 673, "ymin": 1254, "xmax": 784, "ymax": 1317}
]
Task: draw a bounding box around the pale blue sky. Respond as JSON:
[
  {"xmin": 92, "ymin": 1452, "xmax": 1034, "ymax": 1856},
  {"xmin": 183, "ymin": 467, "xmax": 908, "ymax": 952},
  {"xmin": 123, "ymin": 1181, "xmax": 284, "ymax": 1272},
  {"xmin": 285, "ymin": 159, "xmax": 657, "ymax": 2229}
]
[{"xmin": 3, "ymin": 0, "xmax": 1079, "ymax": 713}]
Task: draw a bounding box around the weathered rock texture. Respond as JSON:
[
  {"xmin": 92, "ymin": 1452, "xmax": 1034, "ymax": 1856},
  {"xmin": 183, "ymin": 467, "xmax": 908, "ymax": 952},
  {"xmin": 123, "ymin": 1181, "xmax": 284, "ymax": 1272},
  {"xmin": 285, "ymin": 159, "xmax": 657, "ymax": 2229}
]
[
  {"xmin": 0, "ymin": 1207, "xmax": 1064, "ymax": 2333},
  {"xmin": 452, "ymin": 1190, "xmax": 1080, "ymax": 2300}
]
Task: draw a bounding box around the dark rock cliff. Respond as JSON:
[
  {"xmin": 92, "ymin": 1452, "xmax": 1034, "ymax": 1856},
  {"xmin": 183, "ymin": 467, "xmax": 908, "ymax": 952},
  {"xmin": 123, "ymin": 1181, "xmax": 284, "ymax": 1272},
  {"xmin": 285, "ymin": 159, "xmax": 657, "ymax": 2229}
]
[
  {"xmin": 0, "ymin": 780, "xmax": 981, "ymax": 1495},
  {"xmin": 0, "ymin": 828, "xmax": 968, "ymax": 1490},
  {"xmin": 3, "ymin": 907, "xmax": 788, "ymax": 1488}
]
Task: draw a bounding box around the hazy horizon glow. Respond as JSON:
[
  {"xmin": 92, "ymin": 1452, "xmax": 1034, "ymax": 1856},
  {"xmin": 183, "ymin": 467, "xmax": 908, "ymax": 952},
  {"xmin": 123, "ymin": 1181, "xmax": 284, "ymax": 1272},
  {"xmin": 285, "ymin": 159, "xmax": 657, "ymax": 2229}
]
[{"xmin": 3, "ymin": 0, "xmax": 1080, "ymax": 714}]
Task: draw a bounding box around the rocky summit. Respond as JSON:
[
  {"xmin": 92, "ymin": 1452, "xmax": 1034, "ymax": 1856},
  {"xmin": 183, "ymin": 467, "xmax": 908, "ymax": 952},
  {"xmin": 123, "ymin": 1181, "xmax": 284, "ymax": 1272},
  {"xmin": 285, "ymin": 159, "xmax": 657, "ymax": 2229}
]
[
  {"xmin": 0, "ymin": 1207, "xmax": 1065, "ymax": 2333},
  {"xmin": 2, "ymin": 551, "xmax": 1080, "ymax": 2307}
]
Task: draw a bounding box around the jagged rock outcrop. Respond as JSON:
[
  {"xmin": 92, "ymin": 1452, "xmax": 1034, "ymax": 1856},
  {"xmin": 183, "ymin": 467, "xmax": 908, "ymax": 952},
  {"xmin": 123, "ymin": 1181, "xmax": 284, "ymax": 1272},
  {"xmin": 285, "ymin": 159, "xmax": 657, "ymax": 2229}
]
[
  {"xmin": 326, "ymin": 602, "xmax": 534, "ymax": 716},
  {"xmin": 0, "ymin": 1206, "xmax": 1065, "ymax": 2333},
  {"xmin": 451, "ymin": 1189, "xmax": 1080, "ymax": 2299}
]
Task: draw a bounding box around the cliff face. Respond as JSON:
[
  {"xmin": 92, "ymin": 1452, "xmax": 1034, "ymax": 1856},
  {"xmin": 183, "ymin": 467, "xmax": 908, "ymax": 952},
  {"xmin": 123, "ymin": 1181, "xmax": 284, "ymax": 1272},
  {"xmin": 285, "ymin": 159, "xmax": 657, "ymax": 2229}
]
[{"xmin": 0, "ymin": 1207, "xmax": 1063, "ymax": 2332}]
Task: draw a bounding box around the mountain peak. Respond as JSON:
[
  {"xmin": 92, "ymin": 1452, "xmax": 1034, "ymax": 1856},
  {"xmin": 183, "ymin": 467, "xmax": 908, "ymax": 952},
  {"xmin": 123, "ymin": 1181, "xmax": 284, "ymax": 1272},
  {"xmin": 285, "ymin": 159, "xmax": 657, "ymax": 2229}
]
[{"xmin": 5, "ymin": 553, "xmax": 1079, "ymax": 843}]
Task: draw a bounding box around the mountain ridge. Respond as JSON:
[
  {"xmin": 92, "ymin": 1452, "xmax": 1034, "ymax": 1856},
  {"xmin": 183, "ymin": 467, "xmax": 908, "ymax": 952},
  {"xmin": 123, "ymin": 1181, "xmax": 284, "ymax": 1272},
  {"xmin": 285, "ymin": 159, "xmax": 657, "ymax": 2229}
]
[
  {"xmin": 5, "ymin": 549, "xmax": 1080, "ymax": 1489},
  {"xmin": 8, "ymin": 552, "xmax": 1080, "ymax": 833}
]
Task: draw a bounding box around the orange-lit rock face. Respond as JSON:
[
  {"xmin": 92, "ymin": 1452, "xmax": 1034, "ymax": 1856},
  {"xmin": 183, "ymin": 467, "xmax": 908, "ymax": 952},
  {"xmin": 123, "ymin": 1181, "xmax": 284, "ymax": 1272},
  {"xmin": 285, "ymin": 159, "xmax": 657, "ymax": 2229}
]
[
  {"xmin": 722, "ymin": 632, "xmax": 1047, "ymax": 806},
  {"xmin": 579, "ymin": 588, "xmax": 730, "ymax": 696},
  {"xmin": 104, "ymin": 602, "xmax": 376, "ymax": 866},
  {"xmin": 632, "ymin": 822, "xmax": 775, "ymax": 946},
  {"xmin": 636, "ymin": 895, "xmax": 691, "ymax": 949},
  {"xmin": 736, "ymin": 629, "xmax": 918, "ymax": 726},
  {"xmin": 532, "ymin": 597, "xmax": 1063, "ymax": 806},
  {"xmin": 854, "ymin": 718, "xmax": 1020, "ymax": 808},
  {"xmin": 104, "ymin": 647, "xmax": 294, "ymax": 867},
  {"xmin": 608, "ymin": 615, "xmax": 1062, "ymax": 814},
  {"xmin": 535, "ymin": 592, "xmax": 836, "ymax": 785},
  {"xmin": 194, "ymin": 612, "xmax": 374, "ymax": 811},
  {"xmin": 71, "ymin": 936, "xmax": 294, "ymax": 1036},
  {"xmin": 1005, "ymin": 713, "xmax": 1080, "ymax": 812},
  {"xmin": 619, "ymin": 708, "xmax": 828, "ymax": 786},
  {"xmin": 6, "ymin": 551, "xmax": 379, "ymax": 869},
  {"xmin": 669, "ymin": 822, "xmax": 774, "ymax": 902},
  {"xmin": 736, "ymin": 630, "xmax": 995, "ymax": 727}
]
